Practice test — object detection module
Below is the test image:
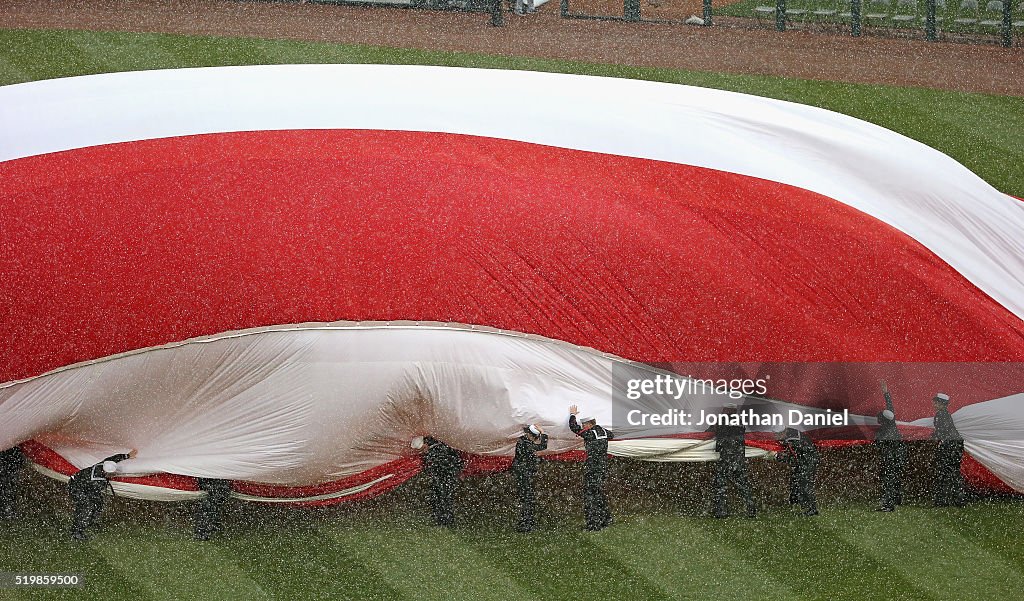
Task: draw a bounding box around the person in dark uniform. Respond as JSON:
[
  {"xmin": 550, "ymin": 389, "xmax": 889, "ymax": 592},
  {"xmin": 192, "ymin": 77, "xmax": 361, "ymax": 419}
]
[
  {"xmin": 773, "ymin": 427, "xmax": 819, "ymax": 516},
  {"xmin": 194, "ymin": 478, "xmax": 232, "ymax": 540},
  {"xmin": 511, "ymin": 424, "xmax": 548, "ymax": 532},
  {"xmin": 68, "ymin": 450, "xmax": 135, "ymax": 541},
  {"xmin": 0, "ymin": 446, "xmax": 26, "ymax": 519},
  {"xmin": 711, "ymin": 405, "xmax": 757, "ymax": 518},
  {"xmin": 932, "ymin": 392, "xmax": 966, "ymax": 507},
  {"xmin": 876, "ymin": 380, "xmax": 907, "ymax": 512},
  {"xmin": 568, "ymin": 405, "xmax": 613, "ymax": 531},
  {"xmin": 413, "ymin": 436, "xmax": 464, "ymax": 527}
]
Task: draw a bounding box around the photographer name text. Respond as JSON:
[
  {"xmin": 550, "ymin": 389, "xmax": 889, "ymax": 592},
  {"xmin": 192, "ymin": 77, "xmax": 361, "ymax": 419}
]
[{"xmin": 625, "ymin": 408, "xmax": 850, "ymax": 427}]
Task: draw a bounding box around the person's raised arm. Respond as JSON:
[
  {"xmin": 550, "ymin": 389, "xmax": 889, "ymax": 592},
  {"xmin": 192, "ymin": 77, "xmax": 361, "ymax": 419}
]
[
  {"xmin": 881, "ymin": 380, "xmax": 894, "ymax": 413},
  {"xmin": 568, "ymin": 405, "xmax": 582, "ymax": 434}
]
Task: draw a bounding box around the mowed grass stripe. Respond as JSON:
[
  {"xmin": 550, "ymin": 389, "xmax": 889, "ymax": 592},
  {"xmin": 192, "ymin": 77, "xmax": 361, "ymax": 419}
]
[
  {"xmin": 894, "ymin": 95, "xmax": 1024, "ymax": 183},
  {"xmin": 67, "ymin": 29, "xmax": 181, "ymax": 74},
  {"xmin": 220, "ymin": 526, "xmax": 404, "ymax": 601},
  {"xmin": 0, "ymin": 52, "xmax": 29, "ymax": 81},
  {"xmin": 4, "ymin": 479, "xmax": 1024, "ymax": 601},
  {"xmin": 150, "ymin": 31, "xmax": 315, "ymax": 70},
  {"xmin": 589, "ymin": 515, "xmax": 801, "ymax": 600},
  {"xmin": 691, "ymin": 510, "xmax": 936, "ymax": 601},
  {"xmin": 0, "ymin": 30, "xmax": 102, "ymax": 82},
  {"xmin": 929, "ymin": 502, "xmax": 1024, "ymax": 570},
  {"xmin": 90, "ymin": 524, "xmax": 273, "ymax": 601},
  {"xmin": 0, "ymin": 483, "xmax": 149, "ymax": 601},
  {"xmin": 820, "ymin": 508, "xmax": 1024, "ymax": 599},
  {"xmin": 0, "ymin": 29, "xmax": 1021, "ymax": 196},
  {"xmin": 454, "ymin": 525, "xmax": 674, "ymax": 601},
  {"xmin": 323, "ymin": 518, "xmax": 535, "ymax": 601},
  {"xmin": 0, "ymin": 529, "xmax": 148, "ymax": 601}
]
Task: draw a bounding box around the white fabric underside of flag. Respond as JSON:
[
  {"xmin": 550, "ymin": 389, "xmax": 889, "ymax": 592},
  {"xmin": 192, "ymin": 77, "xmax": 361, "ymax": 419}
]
[
  {"xmin": 911, "ymin": 393, "xmax": 1024, "ymax": 493},
  {"xmin": 2, "ymin": 323, "xmax": 1022, "ymax": 493}
]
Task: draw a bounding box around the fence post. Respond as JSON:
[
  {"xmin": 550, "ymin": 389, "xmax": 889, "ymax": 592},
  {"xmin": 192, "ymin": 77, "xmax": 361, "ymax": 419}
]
[
  {"xmin": 925, "ymin": 0, "xmax": 937, "ymax": 40},
  {"xmin": 703, "ymin": 0, "xmax": 714, "ymax": 24},
  {"xmin": 1002, "ymin": 0, "xmax": 1013, "ymax": 47},
  {"xmin": 851, "ymin": 0, "xmax": 862, "ymax": 36},
  {"xmin": 491, "ymin": 0, "xmax": 505, "ymax": 26},
  {"xmin": 776, "ymin": 0, "xmax": 787, "ymax": 30},
  {"xmin": 625, "ymin": 0, "xmax": 641, "ymax": 20}
]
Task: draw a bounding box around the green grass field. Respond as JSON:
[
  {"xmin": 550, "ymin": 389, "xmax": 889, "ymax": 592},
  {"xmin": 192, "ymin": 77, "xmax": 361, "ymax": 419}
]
[
  {"xmin": 2, "ymin": 26, "xmax": 1024, "ymax": 600},
  {"xmin": 4, "ymin": 465, "xmax": 1024, "ymax": 601}
]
